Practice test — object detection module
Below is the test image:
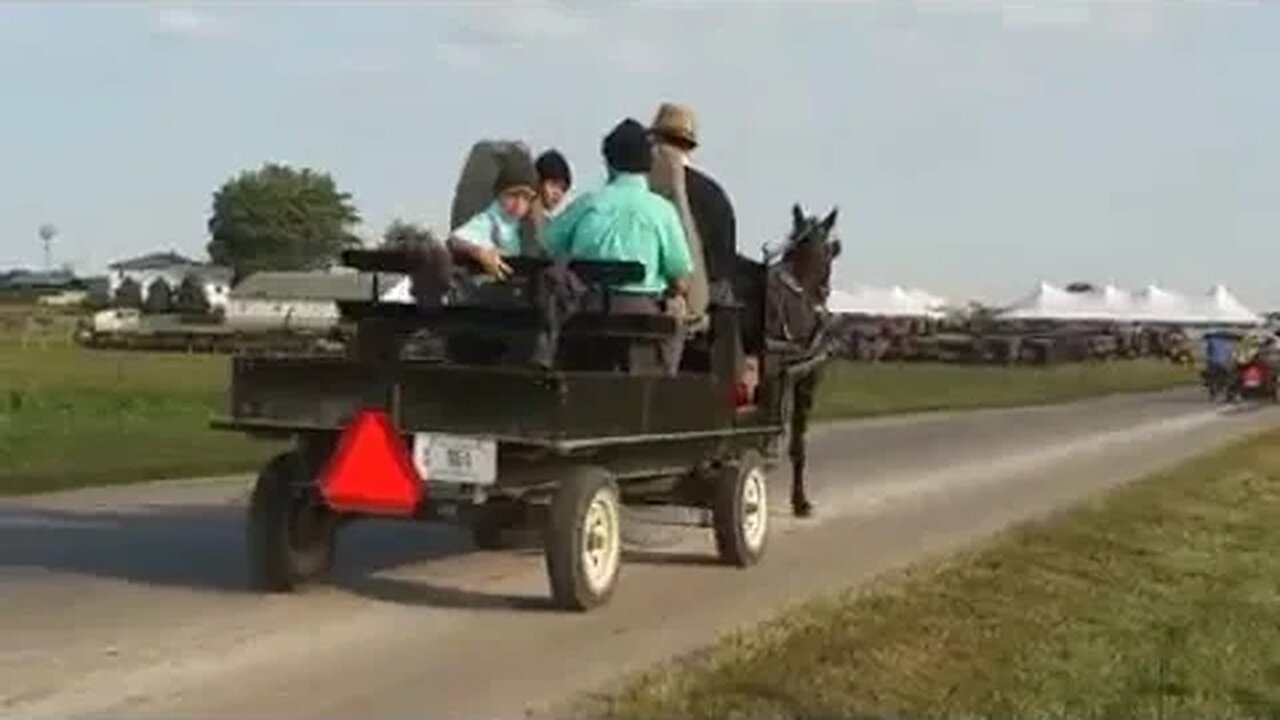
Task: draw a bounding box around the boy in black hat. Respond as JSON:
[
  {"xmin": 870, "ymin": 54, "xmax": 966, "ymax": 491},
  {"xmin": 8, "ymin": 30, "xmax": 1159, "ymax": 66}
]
[
  {"xmin": 447, "ymin": 152, "xmax": 539, "ymax": 279},
  {"xmin": 534, "ymin": 149, "xmax": 573, "ymax": 217}
]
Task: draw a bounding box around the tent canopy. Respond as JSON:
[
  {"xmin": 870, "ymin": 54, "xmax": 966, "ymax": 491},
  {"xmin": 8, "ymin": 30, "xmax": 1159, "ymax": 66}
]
[
  {"xmin": 827, "ymin": 285, "xmax": 947, "ymax": 318},
  {"xmin": 999, "ymin": 282, "xmax": 1259, "ymax": 325}
]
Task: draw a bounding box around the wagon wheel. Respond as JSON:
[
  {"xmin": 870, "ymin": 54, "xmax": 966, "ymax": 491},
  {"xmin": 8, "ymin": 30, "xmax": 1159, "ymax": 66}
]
[
  {"xmin": 247, "ymin": 451, "xmax": 338, "ymax": 592},
  {"xmin": 544, "ymin": 466, "xmax": 622, "ymax": 611},
  {"xmin": 712, "ymin": 451, "xmax": 770, "ymax": 567}
]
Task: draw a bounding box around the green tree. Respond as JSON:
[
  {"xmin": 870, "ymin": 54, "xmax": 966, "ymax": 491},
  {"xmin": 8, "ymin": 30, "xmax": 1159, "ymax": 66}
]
[
  {"xmin": 382, "ymin": 218, "xmax": 435, "ymax": 248},
  {"xmin": 206, "ymin": 163, "xmax": 361, "ymax": 279},
  {"xmin": 176, "ymin": 273, "xmax": 212, "ymax": 315},
  {"xmin": 143, "ymin": 278, "xmax": 173, "ymax": 314},
  {"xmin": 114, "ymin": 277, "xmax": 143, "ymax": 309}
]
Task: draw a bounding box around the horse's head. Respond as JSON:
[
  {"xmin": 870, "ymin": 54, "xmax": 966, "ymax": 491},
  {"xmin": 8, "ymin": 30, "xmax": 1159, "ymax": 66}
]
[{"xmin": 780, "ymin": 203, "xmax": 841, "ymax": 304}]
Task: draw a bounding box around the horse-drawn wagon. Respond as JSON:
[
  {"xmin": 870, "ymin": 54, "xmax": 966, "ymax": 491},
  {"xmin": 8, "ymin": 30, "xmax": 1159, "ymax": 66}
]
[{"xmin": 212, "ymin": 227, "xmax": 843, "ymax": 610}]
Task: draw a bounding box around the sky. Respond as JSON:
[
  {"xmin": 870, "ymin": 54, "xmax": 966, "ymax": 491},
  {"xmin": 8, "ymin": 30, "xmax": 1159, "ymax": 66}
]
[{"xmin": 1, "ymin": 0, "xmax": 1278, "ymax": 307}]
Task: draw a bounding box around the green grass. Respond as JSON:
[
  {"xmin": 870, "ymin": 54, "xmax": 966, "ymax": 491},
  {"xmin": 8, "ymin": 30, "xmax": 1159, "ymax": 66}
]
[
  {"xmin": 0, "ymin": 343, "xmax": 281, "ymax": 495},
  {"xmin": 585, "ymin": 428, "xmax": 1280, "ymax": 719},
  {"xmin": 814, "ymin": 359, "xmax": 1196, "ymax": 420},
  {"xmin": 0, "ymin": 333, "xmax": 1193, "ymax": 496}
]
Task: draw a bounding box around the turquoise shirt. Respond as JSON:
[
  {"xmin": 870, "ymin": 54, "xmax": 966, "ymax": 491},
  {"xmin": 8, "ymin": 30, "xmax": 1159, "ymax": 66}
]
[
  {"xmin": 451, "ymin": 199, "xmax": 522, "ymax": 255},
  {"xmin": 543, "ymin": 173, "xmax": 692, "ymax": 294}
]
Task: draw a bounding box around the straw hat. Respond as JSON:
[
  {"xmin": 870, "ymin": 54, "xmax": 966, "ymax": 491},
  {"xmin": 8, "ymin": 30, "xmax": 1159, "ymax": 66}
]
[{"xmin": 651, "ymin": 102, "xmax": 698, "ymax": 149}]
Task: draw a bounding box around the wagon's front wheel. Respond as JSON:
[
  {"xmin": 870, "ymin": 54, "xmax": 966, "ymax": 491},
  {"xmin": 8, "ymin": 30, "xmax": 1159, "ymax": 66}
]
[
  {"xmin": 247, "ymin": 451, "xmax": 338, "ymax": 592},
  {"xmin": 544, "ymin": 466, "xmax": 622, "ymax": 611},
  {"xmin": 713, "ymin": 451, "xmax": 769, "ymax": 567}
]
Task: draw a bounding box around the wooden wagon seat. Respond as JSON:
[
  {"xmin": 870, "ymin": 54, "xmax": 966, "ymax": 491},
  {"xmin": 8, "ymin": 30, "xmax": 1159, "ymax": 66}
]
[{"xmin": 337, "ymin": 301, "xmax": 679, "ymax": 342}]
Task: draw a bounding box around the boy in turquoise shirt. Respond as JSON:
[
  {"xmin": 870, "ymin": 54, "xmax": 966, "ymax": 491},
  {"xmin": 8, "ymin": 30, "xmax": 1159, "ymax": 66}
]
[
  {"xmin": 543, "ymin": 118, "xmax": 693, "ymax": 374},
  {"xmin": 543, "ymin": 119, "xmax": 692, "ymax": 298}
]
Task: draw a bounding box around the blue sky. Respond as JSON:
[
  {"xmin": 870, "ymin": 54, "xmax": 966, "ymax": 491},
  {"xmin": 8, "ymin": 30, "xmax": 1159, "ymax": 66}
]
[{"xmin": 1, "ymin": 1, "xmax": 1277, "ymax": 306}]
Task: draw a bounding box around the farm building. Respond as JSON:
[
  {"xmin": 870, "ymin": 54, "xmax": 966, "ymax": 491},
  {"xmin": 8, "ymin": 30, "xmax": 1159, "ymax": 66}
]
[
  {"xmin": 0, "ymin": 268, "xmax": 80, "ymax": 291},
  {"xmin": 107, "ymin": 251, "xmax": 232, "ymax": 310},
  {"xmin": 226, "ymin": 270, "xmax": 408, "ymax": 330}
]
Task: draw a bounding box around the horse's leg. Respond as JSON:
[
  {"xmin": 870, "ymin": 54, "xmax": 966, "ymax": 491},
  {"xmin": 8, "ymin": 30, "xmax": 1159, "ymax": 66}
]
[{"xmin": 790, "ymin": 374, "xmax": 815, "ymax": 517}]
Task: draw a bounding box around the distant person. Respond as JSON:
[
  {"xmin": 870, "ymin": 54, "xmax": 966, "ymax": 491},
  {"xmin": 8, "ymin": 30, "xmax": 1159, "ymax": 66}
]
[
  {"xmin": 1205, "ymin": 331, "xmax": 1233, "ymax": 371},
  {"xmin": 534, "ymin": 149, "xmax": 574, "ymax": 218},
  {"xmin": 1234, "ymin": 333, "xmax": 1261, "ymax": 366},
  {"xmin": 447, "ymin": 153, "xmax": 540, "ymax": 280},
  {"xmin": 544, "ymin": 118, "xmax": 693, "ymax": 374}
]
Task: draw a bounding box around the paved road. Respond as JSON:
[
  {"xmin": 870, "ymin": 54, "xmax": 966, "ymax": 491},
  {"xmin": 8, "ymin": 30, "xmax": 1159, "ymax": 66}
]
[{"xmin": 2, "ymin": 390, "xmax": 1275, "ymax": 719}]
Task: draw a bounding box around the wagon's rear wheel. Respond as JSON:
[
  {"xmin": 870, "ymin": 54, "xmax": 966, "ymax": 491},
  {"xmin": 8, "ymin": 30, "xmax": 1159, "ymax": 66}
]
[
  {"xmin": 713, "ymin": 451, "xmax": 769, "ymax": 567},
  {"xmin": 544, "ymin": 466, "xmax": 622, "ymax": 611},
  {"xmin": 247, "ymin": 451, "xmax": 338, "ymax": 592}
]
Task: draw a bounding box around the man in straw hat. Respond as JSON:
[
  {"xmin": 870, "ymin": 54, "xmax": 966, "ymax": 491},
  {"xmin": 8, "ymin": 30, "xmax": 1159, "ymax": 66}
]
[
  {"xmin": 649, "ymin": 102, "xmax": 738, "ymax": 318},
  {"xmin": 544, "ymin": 117, "xmax": 693, "ymax": 375}
]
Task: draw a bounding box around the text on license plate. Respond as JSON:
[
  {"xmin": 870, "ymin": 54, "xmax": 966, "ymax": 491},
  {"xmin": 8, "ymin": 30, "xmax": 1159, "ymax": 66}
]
[{"xmin": 412, "ymin": 433, "xmax": 497, "ymax": 485}]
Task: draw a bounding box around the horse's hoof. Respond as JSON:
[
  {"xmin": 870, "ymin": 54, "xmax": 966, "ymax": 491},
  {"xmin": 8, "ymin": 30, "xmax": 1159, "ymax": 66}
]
[{"xmin": 792, "ymin": 500, "xmax": 814, "ymax": 518}]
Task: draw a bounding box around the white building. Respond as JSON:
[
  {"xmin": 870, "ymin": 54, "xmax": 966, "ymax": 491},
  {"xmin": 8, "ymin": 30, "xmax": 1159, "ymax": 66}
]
[
  {"xmin": 226, "ymin": 270, "xmax": 408, "ymax": 331},
  {"xmin": 107, "ymin": 251, "xmax": 232, "ymax": 310}
]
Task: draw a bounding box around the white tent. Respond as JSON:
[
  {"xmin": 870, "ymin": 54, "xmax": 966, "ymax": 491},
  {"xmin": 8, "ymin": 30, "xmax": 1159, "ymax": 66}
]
[
  {"xmin": 1058, "ymin": 284, "xmax": 1136, "ymax": 321},
  {"xmin": 999, "ymin": 282, "xmax": 1261, "ymax": 325},
  {"xmin": 904, "ymin": 287, "xmax": 950, "ymax": 314},
  {"xmin": 1093, "ymin": 284, "xmax": 1135, "ymax": 320},
  {"xmin": 1001, "ymin": 282, "xmax": 1092, "ymax": 320},
  {"xmin": 1199, "ymin": 285, "xmax": 1260, "ymax": 325},
  {"xmin": 827, "ymin": 285, "xmax": 946, "ymax": 318},
  {"xmin": 1129, "ymin": 285, "xmax": 1198, "ymax": 324}
]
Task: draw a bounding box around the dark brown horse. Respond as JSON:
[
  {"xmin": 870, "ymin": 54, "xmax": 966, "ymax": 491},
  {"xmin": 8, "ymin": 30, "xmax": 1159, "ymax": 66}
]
[{"xmin": 765, "ymin": 203, "xmax": 841, "ymax": 517}]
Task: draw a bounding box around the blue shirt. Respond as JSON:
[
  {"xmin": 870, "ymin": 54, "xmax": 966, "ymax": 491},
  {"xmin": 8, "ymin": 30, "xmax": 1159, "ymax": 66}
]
[
  {"xmin": 543, "ymin": 173, "xmax": 692, "ymax": 295},
  {"xmin": 451, "ymin": 200, "xmax": 522, "ymax": 255},
  {"xmin": 1205, "ymin": 335, "xmax": 1232, "ymax": 368}
]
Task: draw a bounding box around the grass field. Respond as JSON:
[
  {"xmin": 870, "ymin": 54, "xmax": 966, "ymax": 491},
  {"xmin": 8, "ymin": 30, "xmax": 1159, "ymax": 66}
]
[
  {"xmin": 813, "ymin": 359, "xmax": 1196, "ymax": 419},
  {"xmin": 0, "ymin": 329, "xmax": 1193, "ymax": 495},
  {"xmin": 587, "ymin": 428, "xmax": 1280, "ymax": 719},
  {"xmin": 0, "ymin": 341, "xmax": 281, "ymax": 495}
]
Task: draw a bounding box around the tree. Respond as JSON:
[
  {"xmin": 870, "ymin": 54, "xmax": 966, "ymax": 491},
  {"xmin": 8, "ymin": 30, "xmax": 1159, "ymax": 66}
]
[
  {"xmin": 382, "ymin": 218, "xmax": 435, "ymax": 248},
  {"xmin": 144, "ymin": 278, "xmax": 173, "ymax": 314},
  {"xmin": 206, "ymin": 163, "xmax": 361, "ymax": 280},
  {"xmin": 176, "ymin": 273, "xmax": 212, "ymax": 315},
  {"xmin": 114, "ymin": 277, "xmax": 143, "ymax": 309},
  {"xmin": 1065, "ymin": 282, "xmax": 1096, "ymax": 294}
]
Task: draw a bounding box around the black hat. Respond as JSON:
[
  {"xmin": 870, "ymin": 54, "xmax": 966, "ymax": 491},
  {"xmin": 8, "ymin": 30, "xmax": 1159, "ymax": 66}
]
[
  {"xmin": 493, "ymin": 152, "xmax": 538, "ymax": 196},
  {"xmin": 535, "ymin": 149, "xmax": 572, "ymax": 188},
  {"xmin": 602, "ymin": 118, "xmax": 653, "ymax": 174}
]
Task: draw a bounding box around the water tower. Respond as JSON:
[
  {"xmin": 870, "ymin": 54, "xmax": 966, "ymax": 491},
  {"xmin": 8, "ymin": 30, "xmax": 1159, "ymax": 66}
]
[{"xmin": 38, "ymin": 223, "xmax": 57, "ymax": 271}]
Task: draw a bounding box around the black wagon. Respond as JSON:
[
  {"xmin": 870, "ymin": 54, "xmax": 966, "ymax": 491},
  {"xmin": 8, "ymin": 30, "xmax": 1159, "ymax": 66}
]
[{"xmin": 214, "ymin": 247, "xmax": 798, "ymax": 611}]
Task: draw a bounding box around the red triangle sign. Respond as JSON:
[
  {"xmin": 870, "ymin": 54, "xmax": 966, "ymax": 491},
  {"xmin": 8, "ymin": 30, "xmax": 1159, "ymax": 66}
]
[{"xmin": 318, "ymin": 409, "xmax": 423, "ymax": 516}]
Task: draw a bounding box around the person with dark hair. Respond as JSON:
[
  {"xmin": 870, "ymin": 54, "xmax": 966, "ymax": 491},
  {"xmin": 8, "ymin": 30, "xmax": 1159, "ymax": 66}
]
[
  {"xmin": 534, "ymin": 149, "xmax": 573, "ymax": 217},
  {"xmin": 447, "ymin": 152, "xmax": 539, "ymax": 280},
  {"xmin": 544, "ymin": 118, "xmax": 693, "ymax": 374}
]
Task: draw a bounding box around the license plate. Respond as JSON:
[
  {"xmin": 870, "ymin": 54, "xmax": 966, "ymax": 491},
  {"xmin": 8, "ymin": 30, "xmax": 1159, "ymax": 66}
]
[{"xmin": 412, "ymin": 433, "xmax": 497, "ymax": 485}]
